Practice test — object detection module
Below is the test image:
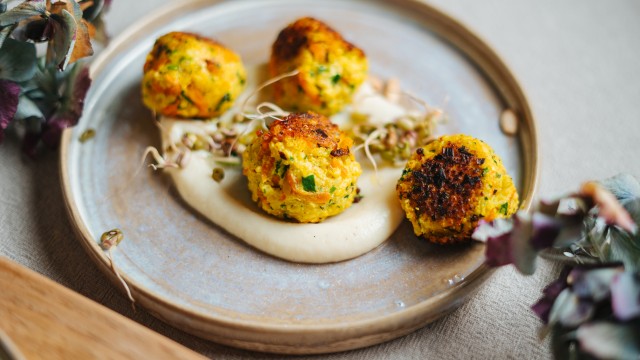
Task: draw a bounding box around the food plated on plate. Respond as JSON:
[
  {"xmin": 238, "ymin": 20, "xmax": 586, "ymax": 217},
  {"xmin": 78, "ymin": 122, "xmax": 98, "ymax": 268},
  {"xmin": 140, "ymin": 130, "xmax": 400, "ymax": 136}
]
[
  {"xmin": 139, "ymin": 17, "xmax": 519, "ymax": 262},
  {"xmin": 243, "ymin": 112, "xmax": 362, "ymax": 223},
  {"xmin": 269, "ymin": 17, "xmax": 368, "ymax": 115},
  {"xmin": 142, "ymin": 32, "xmax": 246, "ymax": 118},
  {"xmin": 397, "ymin": 134, "xmax": 518, "ymax": 244}
]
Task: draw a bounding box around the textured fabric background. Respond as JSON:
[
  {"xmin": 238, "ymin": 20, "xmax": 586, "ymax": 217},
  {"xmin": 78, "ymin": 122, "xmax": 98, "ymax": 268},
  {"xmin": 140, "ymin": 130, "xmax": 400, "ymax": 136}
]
[{"xmin": 1, "ymin": 0, "xmax": 639, "ymax": 359}]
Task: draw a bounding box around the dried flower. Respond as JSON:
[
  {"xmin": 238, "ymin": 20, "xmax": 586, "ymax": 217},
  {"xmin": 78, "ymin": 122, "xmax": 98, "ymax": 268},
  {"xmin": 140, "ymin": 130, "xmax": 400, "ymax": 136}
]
[
  {"xmin": 0, "ymin": 0, "xmax": 110, "ymax": 156},
  {"xmin": 473, "ymin": 173, "xmax": 640, "ymax": 359}
]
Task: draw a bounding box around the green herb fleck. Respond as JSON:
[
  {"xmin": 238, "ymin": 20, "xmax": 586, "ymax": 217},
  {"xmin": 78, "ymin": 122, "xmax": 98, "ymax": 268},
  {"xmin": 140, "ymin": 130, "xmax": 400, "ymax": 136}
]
[
  {"xmin": 331, "ymin": 74, "xmax": 341, "ymax": 84},
  {"xmin": 330, "ymin": 186, "xmax": 337, "ymax": 193},
  {"xmin": 482, "ymin": 167, "xmax": 489, "ymax": 176},
  {"xmin": 167, "ymin": 64, "xmax": 179, "ymax": 70},
  {"xmin": 302, "ymin": 175, "xmax": 316, "ymax": 192},
  {"xmin": 280, "ymin": 165, "xmax": 290, "ymax": 178},
  {"xmin": 181, "ymin": 91, "xmax": 194, "ymax": 104},
  {"xmin": 496, "ymin": 173, "xmax": 502, "ymax": 178},
  {"xmin": 215, "ymin": 93, "xmax": 231, "ymax": 111},
  {"xmin": 499, "ymin": 202, "xmax": 509, "ymax": 215}
]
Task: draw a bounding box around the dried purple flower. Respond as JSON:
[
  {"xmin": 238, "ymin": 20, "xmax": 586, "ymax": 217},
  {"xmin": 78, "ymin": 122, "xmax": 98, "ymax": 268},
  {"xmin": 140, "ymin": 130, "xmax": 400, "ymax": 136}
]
[
  {"xmin": 581, "ymin": 181, "xmax": 637, "ymax": 234},
  {"xmin": 611, "ymin": 271, "xmax": 640, "ymax": 321},
  {"xmin": 0, "ymin": 0, "xmax": 108, "ymax": 154},
  {"xmin": 576, "ymin": 322, "xmax": 640, "ymax": 359},
  {"xmin": 531, "ymin": 267, "xmax": 571, "ymax": 323},
  {"xmin": 0, "ymin": 79, "xmax": 20, "ymax": 142},
  {"xmin": 41, "ymin": 65, "xmax": 91, "ymax": 148}
]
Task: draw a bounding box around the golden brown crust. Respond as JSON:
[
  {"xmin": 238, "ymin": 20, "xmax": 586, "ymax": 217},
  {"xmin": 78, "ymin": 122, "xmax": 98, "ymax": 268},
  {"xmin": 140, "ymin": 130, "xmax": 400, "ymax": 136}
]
[
  {"xmin": 396, "ymin": 134, "xmax": 519, "ymax": 245},
  {"xmin": 272, "ymin": 17, "xmax": 362, "ymax": 61},
  {"xmin": 243, "ymin": 112, "xmax": 361, "ymax": 223},
  {"xmin": 401, "ymin": 146, "xmax": 484, "ymax": 242},
  {"xmin": 141, "ymin": 31, "xmax": 246, "ymax": 119},
  {"xmin": 259, "ymin": 112, "xmax": 352, "ymax": 156},
  {"xmin": 268, "ymin": 17, "xmax": 368, "ymax": 115}
]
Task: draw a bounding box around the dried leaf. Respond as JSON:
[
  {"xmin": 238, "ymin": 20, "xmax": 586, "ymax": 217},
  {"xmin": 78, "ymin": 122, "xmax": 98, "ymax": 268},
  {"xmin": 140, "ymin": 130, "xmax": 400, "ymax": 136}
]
[
  {"xmin": 576, "ymin": 322, "xmax": 640, "ymax": 359},
  {"xmin": 600, "ymin": 173, "xmax": 640, "ymax": 204},
  {"xmin": 41, "ymin": 64, "xmax": 91, "ymax": 147},
  {"xmin": 14, "ymin": 95, "xmax": 44, "ymax": 122},
  {"xmin": 568, "ymin": 266, "xmax": 622, "ymax": 301},
  {"xmin": 65, "ymin": 63, "xmax": 91, "ymax": 117},
  {"xmin": 49, "ymin": 0, "xmax": 93, "ymax": 68},
  {"xmin": 472, "ymin": 218, "xmax": 513, "ymax": 242},
  {"xmin": 20, "ymin": 18, "xmax": 55, "ymax": 42},
  {"xmin": 0, "ymin": 79, "xmax": 20, "ymax": 142},
  {"xmin": 0, "ymin": 38, "xmax": 37, "ymax": 82},
  {"xmin": 79, "ymin": 0, "xmax": 104, "ymax": 21},
  {"xmin": 0, "ymin": 0, "xmax": 46, "ymax": 27},
  {"xmin": 47, "ymin": 9, "xmax": 77, "ymax": 70},
  {"xmin": 611, "ymin": 271, "xmax": 640, "ymax": 321},
  {"xmin": 548, "ymin": 288, "xmax": 594, "ymax": 328},
  {"xmin": 69, "ymin": 18, "xmax": 93, "ymax": 64},
  {"xmin": 531, "ymin": 267, "xmax": 571, "ymax": 323},
  {"xmin": 475, "ymin": 213, "xmax": 538, "ymax": 274},
  {"xmin": 0, "ymin": 24, "xmax": 13, "ymax": 47},
  {"xmin": 581, "ymin": 181, "xmax": 637, "ymax": 234}
]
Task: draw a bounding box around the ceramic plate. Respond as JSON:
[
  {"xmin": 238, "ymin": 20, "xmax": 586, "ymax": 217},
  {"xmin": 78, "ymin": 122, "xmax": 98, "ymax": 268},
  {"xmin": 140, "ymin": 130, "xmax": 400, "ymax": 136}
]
[{"xmin": 60, "ymin": 0, "xmax": 538, "ymax": 354}]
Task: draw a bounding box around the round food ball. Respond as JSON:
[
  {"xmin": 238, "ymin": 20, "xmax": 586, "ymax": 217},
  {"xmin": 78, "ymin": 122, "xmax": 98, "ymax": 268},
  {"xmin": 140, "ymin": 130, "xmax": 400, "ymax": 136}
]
[
  {"xmin": 142, "ymin": 32, "xmax": 246, "ymax": 119},
  {"xmin": 242, "ymin": 112, "xmax": 362, "ymax": 223},
  {"xmin": 396, "ymin": 134, "xmax": 519, "ymax": 244},
  {"xmin": 269, "ymin": 17, "xmax": 368, "ymax": 116}
]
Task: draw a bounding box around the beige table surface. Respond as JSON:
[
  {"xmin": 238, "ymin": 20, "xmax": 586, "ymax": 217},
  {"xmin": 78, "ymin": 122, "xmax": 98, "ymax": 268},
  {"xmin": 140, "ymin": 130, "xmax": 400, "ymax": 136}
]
[{"xmin": 2, "ymin": 0, "xmax": 639, "ymax": 359}]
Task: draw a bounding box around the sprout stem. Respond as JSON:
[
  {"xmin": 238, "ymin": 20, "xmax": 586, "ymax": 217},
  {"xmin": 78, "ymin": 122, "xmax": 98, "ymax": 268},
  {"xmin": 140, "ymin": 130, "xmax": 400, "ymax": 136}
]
[{"xmin": 106, "ymin": 249, "xmax": 136, "ymax": 311}]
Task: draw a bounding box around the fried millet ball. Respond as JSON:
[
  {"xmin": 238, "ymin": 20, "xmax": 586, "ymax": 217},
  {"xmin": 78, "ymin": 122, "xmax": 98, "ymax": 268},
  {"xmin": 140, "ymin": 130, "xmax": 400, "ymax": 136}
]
[
  {"xmin": 142, "ymin": 32, "xmax": 246, "ymax": 119},
  {"xmin": 242, "ymin": 112, "xmax": 362, "ymax": 223},
  {"xmin": 396, "ymin": 134, "xmax": 519, "ymax": 244},
  {"xmin": 269, "ymin": 17, "xmax": 368, "ymax": 116}
]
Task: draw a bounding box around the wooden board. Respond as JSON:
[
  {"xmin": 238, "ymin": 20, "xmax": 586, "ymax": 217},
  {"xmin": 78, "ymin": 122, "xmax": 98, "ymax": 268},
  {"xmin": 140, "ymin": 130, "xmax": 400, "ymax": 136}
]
[{"xmin": 0, "ymin": 257, "xmax": 205, "ymax": 360}]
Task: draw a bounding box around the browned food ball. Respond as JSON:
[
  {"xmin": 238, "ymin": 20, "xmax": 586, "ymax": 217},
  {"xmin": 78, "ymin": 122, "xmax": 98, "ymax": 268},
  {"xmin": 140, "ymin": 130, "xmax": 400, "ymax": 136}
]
[
  {"xmin": 142, "ymin": 32, "xmax": 246, "ymax": 119},
  {"xmin": 242, "ymin": 112, "xmax": 362, "ymax": 223},
  {"xmin": 396, "ymin": 134, "xmax": 519, "ymax": 244},
  {"xmin": 269, "ymin": 17, "xmax": 368, "ymax": 116}
]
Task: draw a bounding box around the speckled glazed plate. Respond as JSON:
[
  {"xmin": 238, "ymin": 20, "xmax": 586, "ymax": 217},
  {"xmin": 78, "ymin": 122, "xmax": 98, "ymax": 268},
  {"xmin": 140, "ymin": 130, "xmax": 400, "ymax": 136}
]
[{"xmin": 60, "ymin": 0, "xmax": 538, "ymax": 354}]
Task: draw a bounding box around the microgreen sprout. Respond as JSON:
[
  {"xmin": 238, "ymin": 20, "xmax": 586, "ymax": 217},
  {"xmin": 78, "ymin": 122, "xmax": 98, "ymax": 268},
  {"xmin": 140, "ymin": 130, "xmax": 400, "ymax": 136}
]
[
  {"xmin": 99, "ymin": 228, "xmax": 135, "ymax": 310},
  {"xmin": 239, "ymin": 69, "xmax": 299, "ymax": 115},
  {"xmin": 349, "ymin": 77, "xmax": 448, "ymax": 172}
]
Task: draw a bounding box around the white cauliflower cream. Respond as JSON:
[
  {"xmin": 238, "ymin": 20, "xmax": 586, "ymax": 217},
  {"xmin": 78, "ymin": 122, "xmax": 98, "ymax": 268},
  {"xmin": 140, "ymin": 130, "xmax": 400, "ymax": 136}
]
[{"xmin": 158, "ymin": 81, "xmax": 419, "ymax": 263}]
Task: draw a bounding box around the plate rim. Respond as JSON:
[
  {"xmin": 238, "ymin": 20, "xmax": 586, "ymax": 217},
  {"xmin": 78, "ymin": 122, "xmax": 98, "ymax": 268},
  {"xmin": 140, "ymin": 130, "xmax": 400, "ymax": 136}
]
[{"xmin": 59, "ymin": 0, "xmax": 539, "ymax": 354}]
